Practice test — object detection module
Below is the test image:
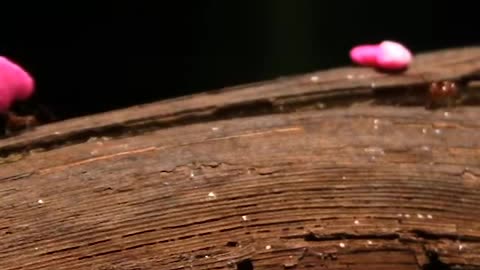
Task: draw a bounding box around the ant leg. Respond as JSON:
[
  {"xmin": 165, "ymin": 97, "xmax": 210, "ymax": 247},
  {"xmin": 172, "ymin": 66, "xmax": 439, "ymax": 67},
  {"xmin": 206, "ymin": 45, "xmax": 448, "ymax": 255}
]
[
  {"xmin": 4, "ymin": 111, "xmax": 17, "ymax": 135},
  {"xmin": 446, "ymin": 97, "xmax": 455, "ymax": 109},
  {"xmin": 440, "ymin": 95, "xmax": 460, "ymax": 110},
  {"xmin": 425, "ymin": 94, "xmax": 435, "ymax": 110},
  {"xmin": 25, "ymin": 115, "xmax": 38, "ymax": 130},
  {"xmin": 4, "ymin": 126, "xmax": 11, "ymax": 136}
]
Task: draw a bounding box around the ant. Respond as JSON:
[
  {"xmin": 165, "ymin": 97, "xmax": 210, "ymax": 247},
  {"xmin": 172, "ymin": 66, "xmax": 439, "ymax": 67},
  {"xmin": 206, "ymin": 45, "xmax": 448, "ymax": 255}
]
[
  {"xmin": 425, "ymin": 80, "xmax": 461, "ymax": 109},
  {"xmin": 0, "ymin": 101, "xmax": 55, "ymax": 137},
  {"xmin": 3, "ymin": 111, "xmax": 39, "ymax": 135}
]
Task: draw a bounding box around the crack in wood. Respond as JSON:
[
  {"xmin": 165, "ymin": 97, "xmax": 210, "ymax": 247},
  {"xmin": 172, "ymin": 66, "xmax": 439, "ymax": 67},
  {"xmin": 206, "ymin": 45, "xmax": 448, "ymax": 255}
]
[
  {"xmin": 286, "ymin": 229, "xmax": 480, "ymax": 245},
  {"xmin": 410, "ymin": 229, "xmax": 480, "ymax": 242},
  {"xmin": 0, "ymin": 172, "xmax": 33, "ymax": 182},
  {"xmin": 121, "ymin": 229, "xmax": 157, "ymax": 238},
  {"xmin": 287, "ymin": 231, "xmax": 401, "ymax": 241},
  {"xmin": 86, "ymin": 239, "xmax": 112, "ymax": 246},
  {"xmin": 77, "ymin": 249, "xmax": 122, "ymax": 260},
  {"xmin": 41, "ymin": 245, "xmax": 81, "ymax": 256},
  {"xmin": 124, "ymin": 242, "xmax": 157, "ymax": 251}
]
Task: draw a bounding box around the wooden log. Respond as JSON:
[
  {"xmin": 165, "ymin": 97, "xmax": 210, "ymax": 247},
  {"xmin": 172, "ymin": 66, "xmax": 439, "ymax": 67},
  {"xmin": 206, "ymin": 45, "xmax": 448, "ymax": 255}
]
[{"xmin": 1, "ymin": 47, "xmax": 480, "ymax": 270}]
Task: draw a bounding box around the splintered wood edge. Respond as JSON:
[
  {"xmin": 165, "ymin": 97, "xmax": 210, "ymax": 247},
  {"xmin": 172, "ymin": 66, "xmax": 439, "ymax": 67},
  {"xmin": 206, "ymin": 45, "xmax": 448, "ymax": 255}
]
[{"xmin": 1, "ymin": 46, "xmax": 480, "ymax": 155}]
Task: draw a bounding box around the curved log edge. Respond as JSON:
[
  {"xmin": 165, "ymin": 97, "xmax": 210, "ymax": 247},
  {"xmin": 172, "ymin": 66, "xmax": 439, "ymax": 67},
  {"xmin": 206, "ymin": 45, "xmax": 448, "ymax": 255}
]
[
  {"xmin": 1, "ymin": 46, "xmax": 480, "ymax": 157},
  {"xmin": 1, "ymin": 47, "xmax": 480, "ymax": 269}
]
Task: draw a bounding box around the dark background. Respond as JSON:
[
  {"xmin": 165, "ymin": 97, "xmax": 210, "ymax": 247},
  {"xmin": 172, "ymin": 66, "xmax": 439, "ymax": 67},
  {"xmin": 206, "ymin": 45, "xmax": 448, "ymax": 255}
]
[{"xmin": 0, "ymin": 1, "xmax": 477, "ymax": 121}]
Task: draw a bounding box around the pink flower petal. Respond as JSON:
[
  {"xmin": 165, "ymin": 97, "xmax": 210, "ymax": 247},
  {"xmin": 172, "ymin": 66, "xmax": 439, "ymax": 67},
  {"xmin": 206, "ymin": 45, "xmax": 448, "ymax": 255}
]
[
  {"xmin": 0, "ymin": 56, "xmax": 35, "ymax": 112},
  {"xmin": 349, "ymin": 40, "xmax": 413, "ymax": 70},
  {"xmin": 0, "ymin": 56, "xmax": 35, "ymax": 101},
  {"xmin": 376, "ymin": 40, "xmax": 412, "ymax": 70},
  {"xmin": 349, "ymin": 45, "xmax": 380, "ymax": 66},
  {"xmin": 0, "ymin": 87, "xmax": 14, "ymax": 113}
]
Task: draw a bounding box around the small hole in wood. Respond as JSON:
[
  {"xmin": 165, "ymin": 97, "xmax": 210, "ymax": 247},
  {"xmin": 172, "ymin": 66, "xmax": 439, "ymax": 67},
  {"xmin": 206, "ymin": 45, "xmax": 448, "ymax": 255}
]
[
  {"xmin": 226, "ymin": 241, "xmax": 239, "ymax": 247},
  {"xmin": 423, "ymin": 250, "xmax": 451, "ymax": 270},
  {"xmin": 236, "ymin": 259, "xmax": 254, "ymax": 270},
  {"xmin": 304, "ymin": 232, "xmax": 317, "ymax": 241}
]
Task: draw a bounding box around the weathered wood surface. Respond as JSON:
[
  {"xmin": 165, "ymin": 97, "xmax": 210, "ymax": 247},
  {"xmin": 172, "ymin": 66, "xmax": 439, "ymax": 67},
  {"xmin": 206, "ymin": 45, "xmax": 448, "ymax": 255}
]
[{"xmin": 1, "ymin": 47, "xmax": 480, "ymax": 269}]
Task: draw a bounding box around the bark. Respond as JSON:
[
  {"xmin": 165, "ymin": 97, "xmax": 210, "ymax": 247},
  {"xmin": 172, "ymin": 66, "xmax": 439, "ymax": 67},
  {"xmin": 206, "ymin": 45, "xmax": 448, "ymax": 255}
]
[{"xmin": 1, "ymin": 47, "xmax": 480, "ymax": 270}]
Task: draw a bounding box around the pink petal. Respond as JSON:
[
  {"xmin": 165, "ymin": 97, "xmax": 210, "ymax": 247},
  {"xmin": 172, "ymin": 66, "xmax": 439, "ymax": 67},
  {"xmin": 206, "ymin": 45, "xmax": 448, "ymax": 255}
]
[
  {"xmin": 375, "ymin": 40, "xmax": 412, "ymax": 70},
  {"xmin": 350, "ymin": 45, "xmax": 380, "ymax": 66},
  {"xmin": 0, "ymin": 87, "xmax": 14, "ymax": 113},
  {"xmin": 0, "ymin": 56, "xmax": 35, "ymax": 102}
]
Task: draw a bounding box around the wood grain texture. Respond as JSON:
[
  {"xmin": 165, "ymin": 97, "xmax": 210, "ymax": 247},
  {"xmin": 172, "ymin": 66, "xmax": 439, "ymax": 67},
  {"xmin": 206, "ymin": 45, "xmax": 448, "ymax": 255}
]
[{"xmin": 2, "ymin": 47, "xmax": 480, "ymax": 269}]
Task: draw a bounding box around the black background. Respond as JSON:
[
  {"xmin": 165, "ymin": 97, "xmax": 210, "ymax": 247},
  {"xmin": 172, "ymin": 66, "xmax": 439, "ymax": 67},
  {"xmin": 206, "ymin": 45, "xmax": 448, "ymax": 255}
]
[{"xmin": 0, "ymin": 1, "xmax": 477, "ymax": 121}]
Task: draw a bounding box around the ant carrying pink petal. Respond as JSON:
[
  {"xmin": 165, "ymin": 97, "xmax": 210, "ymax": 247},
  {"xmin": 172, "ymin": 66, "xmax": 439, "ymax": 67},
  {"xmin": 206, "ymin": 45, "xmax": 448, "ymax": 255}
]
[
  {"xmin": 350, "ymin": 40, "xmax": 413, "ymax": 70},
  {"xmin": 0, "ymin": 56, "xmax": 38, "ymax": 135},
  {"xmin": 0, "ymin": 56, "xmax": 35, "ymax": 113}
]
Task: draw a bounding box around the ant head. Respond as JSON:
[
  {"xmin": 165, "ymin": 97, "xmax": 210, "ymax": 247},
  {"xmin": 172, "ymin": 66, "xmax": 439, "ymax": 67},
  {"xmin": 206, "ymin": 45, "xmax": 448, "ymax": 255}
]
[{"xmin": 429, "ymin": 81, "xmax": 459, "ymax": 98}]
